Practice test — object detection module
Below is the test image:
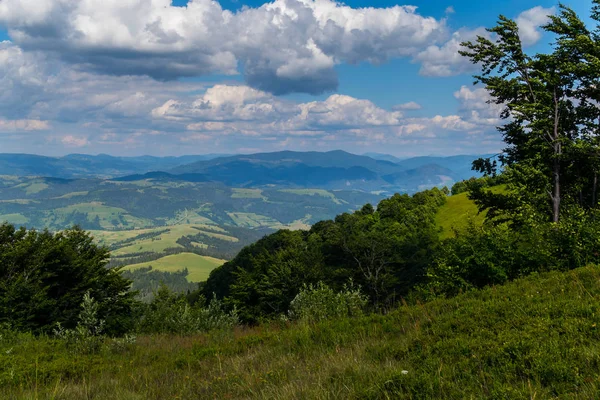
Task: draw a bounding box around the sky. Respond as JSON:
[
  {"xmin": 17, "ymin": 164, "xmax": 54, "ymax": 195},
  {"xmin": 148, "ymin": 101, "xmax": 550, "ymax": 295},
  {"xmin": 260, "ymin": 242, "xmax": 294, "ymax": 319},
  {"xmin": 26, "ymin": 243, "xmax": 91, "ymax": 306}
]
[{"xmin": 0, "ymin": 0, "xmax": 593, "ymax": 157}]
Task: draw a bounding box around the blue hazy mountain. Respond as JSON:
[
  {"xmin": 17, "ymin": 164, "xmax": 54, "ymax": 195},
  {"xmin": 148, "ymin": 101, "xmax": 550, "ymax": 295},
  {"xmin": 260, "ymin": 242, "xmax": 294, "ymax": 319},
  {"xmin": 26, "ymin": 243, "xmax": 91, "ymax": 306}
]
[
  {"xmin": 0, "ymin": 153, "xmax": 229, "ymax": 178},
  {"xmin": 0, "ymin": 150, "xmax": 483, "ymax": 193}
]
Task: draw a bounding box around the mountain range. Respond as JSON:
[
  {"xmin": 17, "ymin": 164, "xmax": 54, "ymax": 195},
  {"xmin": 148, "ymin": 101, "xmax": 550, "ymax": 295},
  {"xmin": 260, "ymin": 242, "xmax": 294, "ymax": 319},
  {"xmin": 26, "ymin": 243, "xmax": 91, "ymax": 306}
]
[{"xmin": 0, "ymin": 150, "xmax": 486, "ymax": 194}]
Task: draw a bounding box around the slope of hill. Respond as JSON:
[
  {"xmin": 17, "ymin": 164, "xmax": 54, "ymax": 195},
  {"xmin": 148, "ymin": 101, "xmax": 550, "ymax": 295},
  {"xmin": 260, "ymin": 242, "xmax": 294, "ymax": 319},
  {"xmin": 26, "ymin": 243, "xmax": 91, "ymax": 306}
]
[
  {"xmin": 436, "ymin": 191, "xmax": 484, "ymax": 238},
  {"xmin": 435, "ymin": 185, "xmax": 507, "ymax": 238},
  {"xmin": 4, "ymin": 264, "xmax": 600, "ymax": 398}
]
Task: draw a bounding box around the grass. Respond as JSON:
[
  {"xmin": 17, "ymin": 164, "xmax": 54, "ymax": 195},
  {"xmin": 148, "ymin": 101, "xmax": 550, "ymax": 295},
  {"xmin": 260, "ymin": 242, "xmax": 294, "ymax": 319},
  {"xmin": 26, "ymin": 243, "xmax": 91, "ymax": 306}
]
[
  {"xmin": 227, "ymin": 212, "xmax": 280, "ymax": 228},
  {"xmin": 435, "ymin": 192, "xmax": 484, "ymax": 239},
  {"xmin": 3, "ymin": 264, "xmax": 600, "ymax": 398},
  {"xmin": 48, "ymin": 202, "xmax": 153, "ymax": 229},
  {"xmin": 17, "ymin": 181, "xmax": 49, "ymax": 195},
  {"xmin": 122, "ymin": 252, "xmax": 225, "ymax": 282},
  {"xmin": 279, "ymin": 189, "xmax": 344, "ymax": 204},
  {"xmin": 231, "ymin": 188, "xmax": 265, "ymax": 199},
  {"xmin": 53, "ymin": 191, "xmax": 90, "ymax": 199},
  {"xmin": 436, "ymin": 186, "xmax": 507, "ymax": 239}
]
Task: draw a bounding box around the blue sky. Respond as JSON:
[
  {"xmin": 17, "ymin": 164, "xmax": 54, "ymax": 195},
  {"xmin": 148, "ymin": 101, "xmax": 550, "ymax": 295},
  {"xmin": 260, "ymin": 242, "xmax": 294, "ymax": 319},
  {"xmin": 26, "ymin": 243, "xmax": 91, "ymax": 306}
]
[{"xmin": 0, "ymin": 0, "xmax": 594, "ymax": 157}]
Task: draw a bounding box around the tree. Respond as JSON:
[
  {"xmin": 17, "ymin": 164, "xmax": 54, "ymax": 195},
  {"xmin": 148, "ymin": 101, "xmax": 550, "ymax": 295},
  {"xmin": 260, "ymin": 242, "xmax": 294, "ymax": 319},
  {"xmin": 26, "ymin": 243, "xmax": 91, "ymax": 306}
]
[
  {"xmin": 0, "ymin": 224, "xmax": 136, "ymax": 335},
  {"xmin": 460, "ymin": 4, "xmax": 600, "ymax": 223}
]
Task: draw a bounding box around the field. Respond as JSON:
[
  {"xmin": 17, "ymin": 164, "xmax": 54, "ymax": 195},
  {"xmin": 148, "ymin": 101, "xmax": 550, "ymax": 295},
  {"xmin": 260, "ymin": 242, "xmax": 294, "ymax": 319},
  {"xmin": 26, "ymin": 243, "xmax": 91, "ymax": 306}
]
[
  {"xmin": 3, "ymin": 264, "xmax": 600, "ymax": 398},
  {"xmin": 122, "ymin": 253, "xmax": 225, "ymax": 282},
  {"xmin": 435, "ymin": 191, "xmax": 484, "ymax": 239},
  {"xmin": 435, "ymin": 186, "xmax": 507, "ymax": 239},
  {"xmin": 0, "ymin": 176, "xmax": 381, "ymax": 232}
]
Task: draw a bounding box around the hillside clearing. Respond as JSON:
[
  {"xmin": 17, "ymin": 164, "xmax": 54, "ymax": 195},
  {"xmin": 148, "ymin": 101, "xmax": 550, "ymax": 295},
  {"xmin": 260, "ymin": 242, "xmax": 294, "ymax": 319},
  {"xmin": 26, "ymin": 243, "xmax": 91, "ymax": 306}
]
[{"xmin": 122, "ymin": 252, "xmax": 225, "ymax": 282}]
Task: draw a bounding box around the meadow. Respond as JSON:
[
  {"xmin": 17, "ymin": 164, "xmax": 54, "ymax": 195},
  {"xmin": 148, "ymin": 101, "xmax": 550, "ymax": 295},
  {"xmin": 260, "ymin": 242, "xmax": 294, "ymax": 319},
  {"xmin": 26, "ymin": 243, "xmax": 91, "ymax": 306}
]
[
  {"xmin": 2, "ymin": 264, "xmax": 600, "ymax": 399},
  {"xmin": 122, "ymin": 253, "xmax": 225, "ymax": 282}
]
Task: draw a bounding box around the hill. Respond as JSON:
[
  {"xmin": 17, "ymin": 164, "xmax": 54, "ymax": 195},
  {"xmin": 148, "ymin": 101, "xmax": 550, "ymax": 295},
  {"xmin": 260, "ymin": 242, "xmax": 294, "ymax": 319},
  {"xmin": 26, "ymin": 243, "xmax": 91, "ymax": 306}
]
[
  {"xmin": 4, "ymin": 264, "xmax": 600, "ymax": 398},
  {"xmin": 435, "ymin": 185, "xmax": 507, "ymax": 239},
  {"xmin": 0, "ymin": 153, "xmax": 226, "ymax": 178},
  {"xmin": 167, "ymin": 150, "xmax": 479, "ymax": 193},
  {"xmin": 0, "ymin": 151, "xmax": 484, "ymax": 195}
]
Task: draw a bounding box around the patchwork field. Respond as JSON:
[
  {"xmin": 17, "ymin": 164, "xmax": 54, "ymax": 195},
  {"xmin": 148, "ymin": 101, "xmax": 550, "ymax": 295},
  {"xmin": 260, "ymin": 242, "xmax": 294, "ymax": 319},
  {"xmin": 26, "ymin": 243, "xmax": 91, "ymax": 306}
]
[{"xmin": 122, "ymin": 252, "xmax": 225, "ymax": 282}]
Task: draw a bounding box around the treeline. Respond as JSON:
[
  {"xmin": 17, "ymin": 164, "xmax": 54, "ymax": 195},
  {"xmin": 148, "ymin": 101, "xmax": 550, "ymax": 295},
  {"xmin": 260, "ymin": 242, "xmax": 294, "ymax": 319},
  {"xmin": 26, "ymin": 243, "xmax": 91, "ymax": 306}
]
[
  {"xmin": 121, "ymin": 267, "xmax": 198, "ymax": 303},
  {"xmin": 200, "ymin": 188, "xmax": 447, "ymax": 322}
]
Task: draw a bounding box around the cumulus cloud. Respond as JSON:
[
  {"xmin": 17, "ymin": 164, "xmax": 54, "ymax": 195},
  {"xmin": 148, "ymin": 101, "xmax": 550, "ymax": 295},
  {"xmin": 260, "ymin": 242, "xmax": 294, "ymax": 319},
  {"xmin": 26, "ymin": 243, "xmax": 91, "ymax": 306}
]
[
  {"xmin": 392, "ymin": 101, "xmax": 422, "ymax": 111},
  {"xmin": 60, "ymin": 135, "xmax": 89, "ymax": 147},
  {"xmin": 454, "ymin": 85, "xmax": 503, "ymax": 127},
  {"xmin": 515, "ymin": 6, "xmax": 555, "ymax": 46},
  {"xmin": 414, "ymin": 27, "xmax": 487, "ymax": 77},
  {"xmin": 0, "ymin": 119, "xmax": 50, "ymax": 131},
  {"xmin": 0, "ymin": 0, "xmax": 447, "ymax": 94},
  {"xmin": 414, "ymin": 6, "xmax": 554, "ymax": 77}
]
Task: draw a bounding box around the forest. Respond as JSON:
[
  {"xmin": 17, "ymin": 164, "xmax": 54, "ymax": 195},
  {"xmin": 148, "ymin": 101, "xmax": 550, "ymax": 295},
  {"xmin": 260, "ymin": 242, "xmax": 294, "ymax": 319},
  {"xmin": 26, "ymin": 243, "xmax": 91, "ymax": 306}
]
[{"xmin": 3, "ymin": 2, "xmax": 600, "ymax": 398}]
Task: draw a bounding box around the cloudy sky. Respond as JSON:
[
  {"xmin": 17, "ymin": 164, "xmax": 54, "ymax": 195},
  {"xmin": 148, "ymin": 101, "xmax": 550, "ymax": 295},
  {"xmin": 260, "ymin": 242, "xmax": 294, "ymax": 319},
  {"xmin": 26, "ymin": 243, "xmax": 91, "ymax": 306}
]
[{"xmin": 0, "ymin": 0, "xmax": 591, "ymax": 157}]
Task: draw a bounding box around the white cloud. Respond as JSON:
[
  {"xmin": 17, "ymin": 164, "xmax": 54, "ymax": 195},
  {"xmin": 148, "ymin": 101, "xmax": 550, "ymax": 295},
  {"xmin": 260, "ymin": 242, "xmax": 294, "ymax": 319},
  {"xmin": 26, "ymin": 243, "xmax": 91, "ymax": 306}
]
[
  {"xmin": 0, "ymin": 0, "xmax": 447, "ymax": 94},
  {"xmin": 0, "ymin": 118, "xmax": 50, "ymax": 131},
  {"xmin": 454, "ymin": 85, "xmax": 503, "ymax": 127},
  {"xmin": 516, "ymin": 6, "xmax": 555, "ymax": 46},
  {"xmin": 392, "ymin": 101, "xmax": 422, "ymax": 111},
  {"xmin": 414, "ymin": 6, "xmax": 555, "ymax": 77},
  {"xmin": 61, "ymin": 135, "xmax": 89, "ymax": 147},
  {"xmin": 414, "ymin": 27, "xmax": 487, "ymax": 77}
]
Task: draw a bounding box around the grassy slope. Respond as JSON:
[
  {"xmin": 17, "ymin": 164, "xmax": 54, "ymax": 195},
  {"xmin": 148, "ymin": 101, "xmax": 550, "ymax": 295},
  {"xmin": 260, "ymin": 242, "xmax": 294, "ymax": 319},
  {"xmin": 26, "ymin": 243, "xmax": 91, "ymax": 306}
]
[
  {"xmin": 122, "ymin": 253, "xmax": 225, "ymax": 282},
  {"xmin": 435, "ymin": 192, "xmax": 484, "ymax": 239},
  {"xmin": 4, "ymin": 265, "xmax": 600, "ymax": 399},
  {"xmin": 436, "ymin": 186, "xmax": 507, "ymax": 239}
]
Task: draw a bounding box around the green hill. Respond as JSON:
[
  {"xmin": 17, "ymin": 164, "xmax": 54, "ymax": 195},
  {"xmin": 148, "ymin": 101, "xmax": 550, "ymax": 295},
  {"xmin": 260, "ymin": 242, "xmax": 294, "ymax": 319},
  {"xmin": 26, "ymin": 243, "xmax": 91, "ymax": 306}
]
[
  {"xmin": 436, "ymin": 185, "xmax": 507, "ymax": 239},
  {"xmin": 4, "ymin": 265, "xmax": 600, "ymax": 398},
  {"xmin": 436, "ymin": 191, "xmax": 484, "ymax": 239},
  {"xmin": 122, "ymin": 252, "xmax": 225, "ymax": 282}
]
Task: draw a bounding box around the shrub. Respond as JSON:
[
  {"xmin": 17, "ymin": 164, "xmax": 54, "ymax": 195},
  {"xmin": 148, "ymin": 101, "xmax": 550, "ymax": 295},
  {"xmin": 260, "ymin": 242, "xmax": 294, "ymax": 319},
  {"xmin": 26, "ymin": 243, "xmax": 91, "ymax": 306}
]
[
  {"xmin": 288, "ymin": 282, "xmax": 368, "ymax": 323},
  {"xmin": 53, "ymin": 291, "xmax": 106, "ymax": 354},
  {"xmin": 137, "ymin": 286, "xmax": 238, "ymax": 334}
]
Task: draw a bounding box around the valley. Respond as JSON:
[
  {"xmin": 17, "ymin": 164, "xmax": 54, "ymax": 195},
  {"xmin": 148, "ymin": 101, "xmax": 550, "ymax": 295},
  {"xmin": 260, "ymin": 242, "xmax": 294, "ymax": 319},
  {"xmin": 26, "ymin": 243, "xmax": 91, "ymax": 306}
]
[{"xmin": 0, "ymin": 151, "xmax": 483, "ymax": 283}]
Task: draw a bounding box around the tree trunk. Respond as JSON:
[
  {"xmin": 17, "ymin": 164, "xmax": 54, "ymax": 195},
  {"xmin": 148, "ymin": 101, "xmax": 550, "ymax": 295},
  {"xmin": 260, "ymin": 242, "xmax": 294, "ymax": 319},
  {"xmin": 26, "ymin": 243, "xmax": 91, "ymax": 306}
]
[
  {"xmin": 551, "ymin": 89, "xmax": 561, "ymax": 223},
  {"xmin": 552, "ymin": 154, "xmax": 560, "ymax": 223},
  {"xmin": 593, "ymin": 172, "xmax": 597, "ymax": 208}
]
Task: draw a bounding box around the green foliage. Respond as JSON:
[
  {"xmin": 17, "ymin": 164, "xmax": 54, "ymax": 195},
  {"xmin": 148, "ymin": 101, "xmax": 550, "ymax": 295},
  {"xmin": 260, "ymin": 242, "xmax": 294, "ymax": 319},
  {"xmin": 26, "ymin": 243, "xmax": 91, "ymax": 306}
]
[
  {"xmin": 203, "ymin": 187, "xmax": 447, "ymax": 321},
  {"xmin": 53, "ymin": 291, "xmax": 106, "ymax": 354},
  {"xmin": 461, "ymin": 4, "xmax": 600, "ymax": 223},
  {"xmin": 287, "ymin": 282, "xmax": 368, "ymax": 323},
  {"xmin": 424, "ymin": 206, "xmax": 600, "ymax": 298},
  {"xmin": 121, "ymin": 267, "xmax": 199, "ymax": 302},
  {"xmin": 450, "ymin": 174, "xmax": 506, "ymax": 195},
  {"xmin": 3, "ymin": 265, "xmax": 600, "ymax": 398},
  {"xmin": 0, "ymin": 223, "xmax": 136, "ymax": 335},
  {"xmin": 137, "ymin": 286, "xmax": 238, "ymax": 335}
]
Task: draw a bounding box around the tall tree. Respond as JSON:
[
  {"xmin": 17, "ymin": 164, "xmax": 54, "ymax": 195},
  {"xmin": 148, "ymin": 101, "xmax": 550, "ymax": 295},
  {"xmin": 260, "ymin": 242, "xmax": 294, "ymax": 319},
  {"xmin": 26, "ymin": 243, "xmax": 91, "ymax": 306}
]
[{"xmin": 460, "ymin": 5, "xmax": 600, "ymax": 222}]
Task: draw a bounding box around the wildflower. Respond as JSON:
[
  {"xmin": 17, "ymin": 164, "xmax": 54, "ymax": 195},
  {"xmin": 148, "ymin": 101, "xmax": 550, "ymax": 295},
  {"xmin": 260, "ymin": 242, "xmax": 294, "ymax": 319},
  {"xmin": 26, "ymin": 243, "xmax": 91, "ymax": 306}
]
[{"xmin": 401, "ymin": 370, "xmax": 408, "ymax": 375}]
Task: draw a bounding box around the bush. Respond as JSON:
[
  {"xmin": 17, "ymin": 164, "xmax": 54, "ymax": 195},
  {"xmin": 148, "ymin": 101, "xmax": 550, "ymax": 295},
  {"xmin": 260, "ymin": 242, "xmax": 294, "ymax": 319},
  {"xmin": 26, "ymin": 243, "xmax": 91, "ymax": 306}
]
[
  {"xmin": 53, "ymin": 291, "xmax": 106, "ymax": 354},
  {"xmin": 0, "ymin": 224, "xmax": 137, "ymax": 335},
  {"xmin": 288, "ymin": 282, "xmax": 368, "ymax": 323},
  {"xmin": 137, "ymin": 286, "xmax": 238, "ymax": 334}
]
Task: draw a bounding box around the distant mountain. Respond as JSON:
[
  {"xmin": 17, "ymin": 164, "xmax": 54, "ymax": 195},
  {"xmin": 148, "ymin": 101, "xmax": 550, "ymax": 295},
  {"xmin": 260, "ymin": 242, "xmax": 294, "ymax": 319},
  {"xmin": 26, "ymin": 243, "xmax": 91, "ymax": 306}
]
[
  {"xmin": 395, "ymin": 155, "xmax": 488, "ymax": 178},
  {"xmin": 164, "ymin": 150, "xmax": 479, "ymax": 193},
  {"xmin": 362, "ymin": 152, "xmax": 405, "ymax": 163},
  {"xmin": 0, "ymin": 151, "xmax": 484, "ymax": 194},
  {"xmin": 0, "ymin": 153, "xmax": 229, "ymax": 178},
  {"xmin": 171, "ymin": 150, "xmax": 400, "ymax": 175}
]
